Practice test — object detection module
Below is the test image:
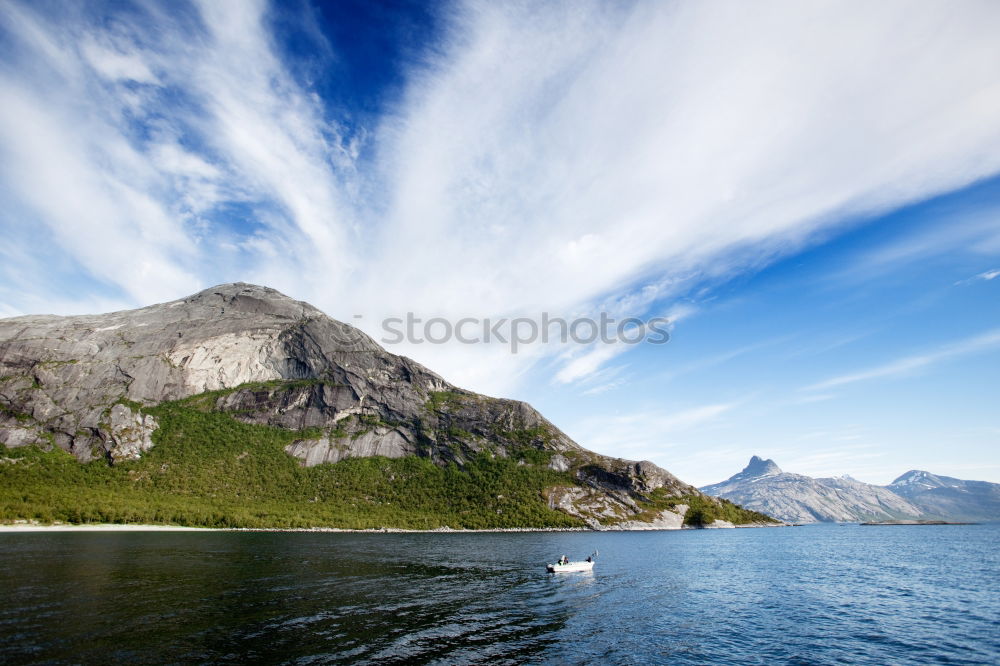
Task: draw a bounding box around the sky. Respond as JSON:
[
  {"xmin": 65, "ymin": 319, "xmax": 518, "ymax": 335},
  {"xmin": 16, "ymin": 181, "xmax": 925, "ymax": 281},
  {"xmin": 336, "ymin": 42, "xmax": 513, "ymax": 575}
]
[{"xmin": 1, "ymin": 0, "xmax": 998, "ymax": 486}]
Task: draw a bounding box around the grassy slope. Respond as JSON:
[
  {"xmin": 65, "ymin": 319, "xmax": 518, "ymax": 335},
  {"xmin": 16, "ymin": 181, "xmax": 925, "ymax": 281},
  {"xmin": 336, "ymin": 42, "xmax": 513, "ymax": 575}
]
[
  {"xmin": 0, "ymin": 387, "xmax": 776, "ymax": 529},
  {"xmin": 628, "ymin": 488, "xmax": 778, "ymax": 526}
]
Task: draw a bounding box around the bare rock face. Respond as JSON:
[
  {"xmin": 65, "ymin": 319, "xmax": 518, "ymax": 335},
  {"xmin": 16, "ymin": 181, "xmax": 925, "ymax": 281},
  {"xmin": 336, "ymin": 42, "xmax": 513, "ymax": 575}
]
[
  {"xmin": 0, "ymin": 423, "xmax": 48, "ymax": 449},
  {"xmin": 0, "ymin": 283, "xmax": 704, "ymax": 525},
  {"xmin": 580, "ymin": 458, "xmax": 690, "ymax": 496},
  {"xmin": 546, "ymin": 486, "xmax": 629, "ymax": 526},
  {"xmin": 284, "ymin": 429, "xmax": 412, "ymax": 466},
  {"xmin": 889, "ymin": 470, "xmax": 1000, "ymax": 522},
  {"xmin": 0, "ymin": 284, "xmax": 446, "ymax": 463},
  {"xmin": 615, "ymin": 506, "xmax": 687, "ymax": 531},
  {"xmin": 700, "ymin": 456, "xmax": 925, "ymax": 523},
  {"xmin": 105, "ymin": 404, "xmax": 158, "ymax": 463}
]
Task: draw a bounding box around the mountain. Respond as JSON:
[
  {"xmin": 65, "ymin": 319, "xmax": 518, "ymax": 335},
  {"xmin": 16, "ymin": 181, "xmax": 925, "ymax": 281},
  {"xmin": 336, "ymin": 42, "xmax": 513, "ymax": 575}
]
[
  {"xmin": 700, "ymin": 457, "xmax": 925, "ymax": 523},
  {"xmin": 0, "ymin": 283, "xmax": 775, "ymax": 530},
  {"xmin": 889, "ymin": 470, "xmax": 1000, "ymax": 522},
  {"xmin": 720, "ymin": 455, "xmax": 782, "ymax": 482}
]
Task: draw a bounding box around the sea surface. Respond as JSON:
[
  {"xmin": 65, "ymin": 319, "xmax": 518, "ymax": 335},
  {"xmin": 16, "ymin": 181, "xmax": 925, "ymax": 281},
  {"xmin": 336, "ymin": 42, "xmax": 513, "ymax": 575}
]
[{"xmin": 1, "ymin": 524, "xmax": 998, "ymax": 665}]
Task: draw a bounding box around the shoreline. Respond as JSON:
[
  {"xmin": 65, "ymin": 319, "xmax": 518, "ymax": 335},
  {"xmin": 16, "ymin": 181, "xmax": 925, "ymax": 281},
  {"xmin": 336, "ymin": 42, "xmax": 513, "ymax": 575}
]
[
  {"xmin": 0, "ymin": 523, "xmax": 221, "ymax": 532},
  {"xmin": 859, "ymin": 520, "xmax": 978, "ymax": 526},
  {"xmin": 0, "ymin": 521, "xmax": 785, "ymax": 534},
  {"xmin": 0, "ymin": 523, "xmax": 592, "ymax": 534}
]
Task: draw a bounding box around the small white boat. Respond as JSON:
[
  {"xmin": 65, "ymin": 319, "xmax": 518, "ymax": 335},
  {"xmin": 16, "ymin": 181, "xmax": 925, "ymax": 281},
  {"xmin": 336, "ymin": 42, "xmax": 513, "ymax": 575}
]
[
  {"xmin": 546, "ymin": 552, "xmax": 597, "ymax": 573},
  {"xmin": 546, "ymin": 560, "xmax": 594, "ymax": 573}
]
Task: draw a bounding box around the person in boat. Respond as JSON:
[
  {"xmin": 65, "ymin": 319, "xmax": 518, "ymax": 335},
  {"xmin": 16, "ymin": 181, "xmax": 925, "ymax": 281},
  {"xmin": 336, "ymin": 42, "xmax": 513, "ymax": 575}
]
[
  {"xmin": 586, "ymin": 556, "xmax": 592, "ymax": 562},
  {"xmin": 559, "ymin": 555, "xmax": 568, "ymax": 565}
]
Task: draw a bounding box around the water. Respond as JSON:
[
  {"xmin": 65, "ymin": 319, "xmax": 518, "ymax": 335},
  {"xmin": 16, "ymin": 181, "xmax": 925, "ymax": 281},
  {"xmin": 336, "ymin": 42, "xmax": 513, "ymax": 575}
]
[{"xmin": 1, "ymin": 524, "xmax": 998, "ymax": 665}]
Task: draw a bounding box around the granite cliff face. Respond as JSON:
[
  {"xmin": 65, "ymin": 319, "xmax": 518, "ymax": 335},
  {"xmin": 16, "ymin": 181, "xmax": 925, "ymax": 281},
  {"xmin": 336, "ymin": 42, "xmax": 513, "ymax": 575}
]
[
  {"xmin": 700, "ymin": 456, "xmax": 925, "ymax": 523},
  {"xmin": 889, "ymin": 470, "xmax": 1000, "ymax": 522},
  {"xmin": 0, "ymin": 283, "xmax": 716, "ymax": 528}
]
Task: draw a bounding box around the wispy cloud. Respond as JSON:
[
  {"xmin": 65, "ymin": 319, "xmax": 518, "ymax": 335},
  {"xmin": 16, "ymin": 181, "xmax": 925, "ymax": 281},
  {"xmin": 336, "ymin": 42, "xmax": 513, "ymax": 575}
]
[
  {"xmin": 787, "ymin": 393, "xmax": 836, "ymax": 405},
  {"xmin": 837, "ymin": 206, "xmax": 1000, "ymax": 286},
  {"xmin": 653, "ymin": 334, "xmax": 794, "ymax": 384},
  {"xmin": 2, "ymin": 0, "xmax": 1000, "ymax": 397},
  {"xmin": 0, "ymin": 0, "xmax": 356, "ymax": 305},
  {"xmin": 804, "ymin": 328, "xmax": 1000, "ymax": 391},
  {"xmin": 955, "ymin": 268, "xmax": 1000, "ymax": 285},
  {"xmin": 561, "ymin": 362, "xmax": 631, "ymax": 396},
  {"xmin": 553, "ymin": 304, "xmax": 692, "ymax": 385},
  {"xmin": 570, "ymin": 401, "xmax": 740, "ymax": 462},
  {"xmin": 369, "ymin": 1, "xmax": 1000, "ymax": 320}
]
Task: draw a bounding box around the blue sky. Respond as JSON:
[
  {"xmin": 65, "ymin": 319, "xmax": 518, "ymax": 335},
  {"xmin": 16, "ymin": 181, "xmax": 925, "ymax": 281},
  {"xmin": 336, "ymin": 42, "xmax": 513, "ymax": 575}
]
[{"xmin": 1, "ymin": 0, "xmax": 998, "ymax": 485}]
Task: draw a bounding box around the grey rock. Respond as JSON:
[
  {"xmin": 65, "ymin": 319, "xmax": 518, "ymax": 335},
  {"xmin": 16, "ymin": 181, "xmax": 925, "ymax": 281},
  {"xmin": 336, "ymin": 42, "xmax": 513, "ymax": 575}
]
[
  {"xmin": 0, "ymin": 424, "xmax": 48, "ymax": 449},
  {"xmin": 0, "ymin": 282, "xmax": 709, "ymax": 527},
  {"xmin": 613, "ymin": 505, "xmax": 687, "ymax": 531},
  {"xmin": 701, "ymin": 456, "xmax": 925, "ymax": 523},
  {"xmin": 548, "ymin": 454, "xmax": 570, "ymax": 472},
  {"xmin": 284, "ymin": 428, "xmax": 412, "ymax": 466},
  {"xmin": 104, "ymin": 404, "xmax": 158, "ymax": 464},
  {"xmin": 889, "ymin": 470, "xmax": 1000, "ymax": 522}
]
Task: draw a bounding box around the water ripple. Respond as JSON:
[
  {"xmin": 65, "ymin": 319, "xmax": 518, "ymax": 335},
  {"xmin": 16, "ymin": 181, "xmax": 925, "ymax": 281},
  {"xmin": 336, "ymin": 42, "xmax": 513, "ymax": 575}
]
[{"xmin": 0, "ymin": 525, "xmax": 997, "ymax": 664}]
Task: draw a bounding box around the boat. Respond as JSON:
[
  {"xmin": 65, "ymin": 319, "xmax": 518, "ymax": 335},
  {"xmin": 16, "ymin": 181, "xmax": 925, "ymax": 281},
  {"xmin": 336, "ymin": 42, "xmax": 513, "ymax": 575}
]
[
  {"xmin": 546, "ymin": 559, "xmax": 594, "ymax": 573},
  {"xmin": 546, "ymin": 552, "xmax": 597, "ymax": 573}
]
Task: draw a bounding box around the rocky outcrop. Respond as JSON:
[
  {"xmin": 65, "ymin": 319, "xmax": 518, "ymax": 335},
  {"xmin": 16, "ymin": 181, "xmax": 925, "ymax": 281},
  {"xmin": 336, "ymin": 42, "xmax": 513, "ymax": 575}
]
[
  {"xmin": 0, "ymin": 282, "xmax": 714, "ymax": 527},
  {"xmin": 889, "ymin": 470, "xmax": 1000, "ymax": 522},
  {"xmin": 614, "ymin": 506, "xmax": 688, "ymax": 530},
  {"xmin": 104, "ymin": 404, "xmax": 158, "ymax": 463},
  {"xmin": 0, "ymin": 284, "xmax": 441, "ymax": 461},
  {"xmin": 700, "ymin": 456, "xmax": 925, "ymax": 523}
]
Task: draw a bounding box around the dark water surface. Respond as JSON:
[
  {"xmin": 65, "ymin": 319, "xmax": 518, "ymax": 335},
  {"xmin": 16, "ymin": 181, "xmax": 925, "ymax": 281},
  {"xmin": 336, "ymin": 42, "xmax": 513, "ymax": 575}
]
[{"xmin": 1, "ymin": 524, "xmax": 998, "ymax": 664}]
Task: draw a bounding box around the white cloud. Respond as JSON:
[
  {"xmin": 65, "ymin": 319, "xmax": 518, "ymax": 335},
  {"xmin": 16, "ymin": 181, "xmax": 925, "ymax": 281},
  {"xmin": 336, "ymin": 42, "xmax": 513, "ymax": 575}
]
[
  {"xmin": 554, "ymin": 340, "xmax": 632, "ymax": 385},
  {"xmin": 553, "ymin": 303, "xmax": 692, "ymax": 384},
  {"xmin": 579, "ymin": 365, "xmax": 630, "ymax": 396},
  {"xmin": 804, "ymin": 328, "xmax": 1000, "ymax": 391},
  {"xmin": 779, "ymin": 445, "xmax": 890, "ymax": 482},
  {"xmin": 569, "ymin": 401, "xmax": 739, "ymax": 465},
  {"xmin": 80, "ymin": 39, "xmax": 158, "ymax": 84},
  {"xmin": 361, "ymin": 0, "xmax": 1000, "ymax": 390},
  {"xmin": 2, "ymin": 0, "xmax": 1000, "ymax": 396},
  {"xmin": 187, "ymin": 0, "xmax": 358, "ymax": 293},
  {"xmin": 956, "ymin": 268, "xmax": 1000, "ymax": 285},
  {"xmin": 0, "ymin": 82, "xmax": 201, "ymax": 304},
  {"xmin": 788, "ymin": 393, "xmax": 836, "ymax": 405},
  {"xmin": 580, "ymin": 379, "xmax": 627, "ymax": 397},
  {"xmin": 841, "ymin": 208, "xmax": 1000, "ymax": 285}
]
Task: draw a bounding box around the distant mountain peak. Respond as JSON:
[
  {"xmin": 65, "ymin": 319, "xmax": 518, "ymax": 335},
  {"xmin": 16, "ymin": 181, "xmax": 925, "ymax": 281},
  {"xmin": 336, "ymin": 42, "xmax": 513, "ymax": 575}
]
[
  {"xmin": 741, "ymin": 455, "xmax": 782, "ymax": 478},
  {"xmin": 700, "ymin": 458, "xmax": 926, "ymax": 523},
  {"xmin": 889, "ymin": 469, "xmax": 1000, "ymax": 521},
  {"xmin": 891, "ymin": 470, "xmax": 934, "ymax": 486},
  {"xmin": 702, "ymin": 458, "xmax": 1000, "ymax": 524}
]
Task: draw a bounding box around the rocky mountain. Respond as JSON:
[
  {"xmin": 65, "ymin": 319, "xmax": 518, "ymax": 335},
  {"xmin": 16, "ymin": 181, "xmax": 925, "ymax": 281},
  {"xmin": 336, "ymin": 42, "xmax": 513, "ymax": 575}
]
[
  {"xmin": 700, "ymin": 456, "xmax": 925, "ymax": 523},
  {"xmin": 889, "ymin": 470, "xmax": 1000, "ymax": 522},
  {"xmin": 0, "ymin": 283, "xmax": 775, "ymax": 529}
]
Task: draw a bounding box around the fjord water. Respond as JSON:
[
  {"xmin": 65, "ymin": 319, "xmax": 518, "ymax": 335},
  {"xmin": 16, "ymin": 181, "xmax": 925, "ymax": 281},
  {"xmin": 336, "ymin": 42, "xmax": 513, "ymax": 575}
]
[{"xmin": 2, "ymin": 525, "xmax": 997, "ymax": 665}]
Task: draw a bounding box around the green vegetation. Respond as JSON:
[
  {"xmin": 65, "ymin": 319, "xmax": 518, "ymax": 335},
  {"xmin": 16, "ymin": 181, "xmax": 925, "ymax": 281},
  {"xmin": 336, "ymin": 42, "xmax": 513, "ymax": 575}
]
[
  {"xmin": 0, "ymin": 380, "xmax": 776, "ymax": 529},
  {"xmin": 425, "ymin": 390, "xmax": 469, "ymax": 412},
  {"xmin": 37, "ymin": 359, "xmax": 79, "ymax": 368},
  {"xmin": 0, "ymin": 397, "xmax": 584, "ymax": 529},
  {"xmin": 444, "ymin": 425, "xmax": 474, "ymax": 440},
  {"xmin": 498, "ymin": 425, "xmax": 554, "ymax": 446},
  {"xmin": 509, "ymin": 446, "xmax": 554, "ymax": 466},
  {"xmin": 0, "ymin": 404, "xmax": 33, "ymax": 423},
  {"xmin": 177, "ymin": 378, "xmax": 328, "ymax": 412},
  {"xmin": 112, "ymin": 397, "xmax": 145, "ymax": 412},
  {"xmin": 633, "ymin": 488, "xmax": 779, "ymax": 526}
]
